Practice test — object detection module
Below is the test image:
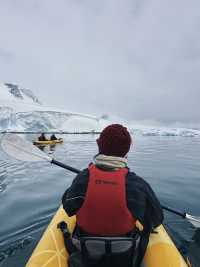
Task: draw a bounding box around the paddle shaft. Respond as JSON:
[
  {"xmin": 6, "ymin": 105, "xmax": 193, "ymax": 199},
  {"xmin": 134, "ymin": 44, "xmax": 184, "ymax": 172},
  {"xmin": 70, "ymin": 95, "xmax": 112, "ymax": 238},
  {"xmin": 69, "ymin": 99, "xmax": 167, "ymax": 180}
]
[
  {"xmin": 162, "ymin": 205, "xmax": 186, "ymax": 218},
  {"xmin": 51, "ymin": 159, "xmax": 80, "ymax": 174}
]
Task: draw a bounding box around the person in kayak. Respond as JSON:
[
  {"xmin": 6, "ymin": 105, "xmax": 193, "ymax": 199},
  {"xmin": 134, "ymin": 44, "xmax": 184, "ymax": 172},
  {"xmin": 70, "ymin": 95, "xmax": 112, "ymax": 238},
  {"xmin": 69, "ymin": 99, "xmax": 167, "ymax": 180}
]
[
  {"xmin": 38, "ymin": 133, "xmax": 48, "ymax": 141},
  {"xmin": 62, "ymin": 124, "xmax": 164, "ymax": 266},
  {"xmin": 50, "ymin": 134, "xmax": 58, "ymax": 140}
]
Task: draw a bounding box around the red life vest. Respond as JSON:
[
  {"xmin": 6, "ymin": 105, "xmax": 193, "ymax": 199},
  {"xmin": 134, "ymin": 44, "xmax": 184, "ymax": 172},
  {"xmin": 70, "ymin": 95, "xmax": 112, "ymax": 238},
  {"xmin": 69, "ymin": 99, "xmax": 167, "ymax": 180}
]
[{"xmin": 77, "ymin": 164, "xmax": 136, "ymax": 236}]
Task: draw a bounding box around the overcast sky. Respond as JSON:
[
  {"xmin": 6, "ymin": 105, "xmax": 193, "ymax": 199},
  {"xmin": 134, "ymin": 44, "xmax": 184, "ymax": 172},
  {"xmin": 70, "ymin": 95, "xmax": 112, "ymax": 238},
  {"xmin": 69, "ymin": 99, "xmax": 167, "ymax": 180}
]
[{"xmin": 0, "ymin": 0, "xmax": 200, "ymax": 124}]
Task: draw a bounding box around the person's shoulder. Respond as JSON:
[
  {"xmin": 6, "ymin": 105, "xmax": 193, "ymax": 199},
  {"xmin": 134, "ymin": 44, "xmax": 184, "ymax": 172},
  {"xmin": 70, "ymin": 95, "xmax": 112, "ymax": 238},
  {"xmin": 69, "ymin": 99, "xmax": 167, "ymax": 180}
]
[
  {"xmin": 79, "ymin": 168, "xmax": 89, "ymax": 176},
  {"xmin": 126, "ymin": 170, "xmax": 151, "ymax": 189},
  {"xmin": 74, "ymin": 168, "xmax": 89, "ymax": 182},
  {"xmin": 68, "ymin": 168, "xmax": 89, "ymax": 192},
  {"xmin": 127, "ymin": 170, "xmax": 145, "ymax": 182}
]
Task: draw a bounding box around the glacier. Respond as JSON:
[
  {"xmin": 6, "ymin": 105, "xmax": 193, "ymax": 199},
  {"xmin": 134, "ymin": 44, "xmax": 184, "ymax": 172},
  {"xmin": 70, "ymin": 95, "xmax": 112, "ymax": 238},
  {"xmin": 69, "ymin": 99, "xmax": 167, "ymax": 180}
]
[
  {"xmin": 0, "ymin": 83, "xmax": 108, "ymax": 133},
  {"xmin": 0, "ymin": 82, "xmax": 200, "ymax": 136}
]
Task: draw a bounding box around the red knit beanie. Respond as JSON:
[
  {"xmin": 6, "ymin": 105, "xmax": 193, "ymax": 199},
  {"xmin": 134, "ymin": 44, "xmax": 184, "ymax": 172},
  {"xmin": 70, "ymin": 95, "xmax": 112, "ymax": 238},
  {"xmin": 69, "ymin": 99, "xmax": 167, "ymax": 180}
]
[{"xmin": 97, "ymin": 124, "xmax": 132, "ymax": 157}]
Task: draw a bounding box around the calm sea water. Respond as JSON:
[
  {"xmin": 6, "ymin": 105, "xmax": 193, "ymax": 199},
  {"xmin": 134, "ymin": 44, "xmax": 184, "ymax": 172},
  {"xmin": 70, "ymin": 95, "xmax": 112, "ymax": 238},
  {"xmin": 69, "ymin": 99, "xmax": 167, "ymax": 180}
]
[{"xmin": 0, "ymin": 134, "xmax": 199, "ymax": 267}]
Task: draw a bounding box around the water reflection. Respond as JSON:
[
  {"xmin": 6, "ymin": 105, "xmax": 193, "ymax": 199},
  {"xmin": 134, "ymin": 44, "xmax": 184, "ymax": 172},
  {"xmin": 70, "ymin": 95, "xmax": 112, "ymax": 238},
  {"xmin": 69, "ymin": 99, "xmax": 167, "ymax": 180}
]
[
  {"xmin": 0, "ymin": 161, "xmax": 7, "ymax": 193},
  {"xmin": 49, "ymin": 144, "xmax": 56, "ymax": 152}
]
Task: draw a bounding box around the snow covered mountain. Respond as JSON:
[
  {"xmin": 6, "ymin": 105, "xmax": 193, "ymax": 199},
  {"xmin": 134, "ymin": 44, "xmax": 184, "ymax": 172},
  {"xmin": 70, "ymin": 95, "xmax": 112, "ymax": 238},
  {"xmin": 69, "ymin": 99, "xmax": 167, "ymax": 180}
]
[
  {"xmin": 4, "ymin": 83, "xmax": 41, "ymax": 104},
  {"xmin": 0, "ymin": 83, "xmax": 108, "ymax": 132},
  {"xmin": 0, "ymin": 83, "xmax": 199, "ymax": 136}
]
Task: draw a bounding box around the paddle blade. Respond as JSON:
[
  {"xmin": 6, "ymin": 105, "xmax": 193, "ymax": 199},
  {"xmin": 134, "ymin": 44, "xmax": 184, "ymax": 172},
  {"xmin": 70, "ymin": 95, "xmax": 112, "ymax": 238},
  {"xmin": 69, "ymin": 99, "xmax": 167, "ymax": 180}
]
[
  {"xmin": 1, "ymin": 134, "xmax": 51, "ymax": 162},
  {"xmin": 186, "ymin": 214, "xmax": 200, "ymax": 228}
]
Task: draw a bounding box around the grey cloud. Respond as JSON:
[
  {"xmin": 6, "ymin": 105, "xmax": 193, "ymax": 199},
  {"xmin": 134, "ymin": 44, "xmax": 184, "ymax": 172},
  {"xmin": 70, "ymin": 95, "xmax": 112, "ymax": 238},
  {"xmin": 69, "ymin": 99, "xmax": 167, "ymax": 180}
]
[
  {"xmin": 0, "ymin": 48, "xmax": 14, "ymax": 62},
  {"xmin": 0, "ymin": 0, "xmax": 200, "ymax": 124}
]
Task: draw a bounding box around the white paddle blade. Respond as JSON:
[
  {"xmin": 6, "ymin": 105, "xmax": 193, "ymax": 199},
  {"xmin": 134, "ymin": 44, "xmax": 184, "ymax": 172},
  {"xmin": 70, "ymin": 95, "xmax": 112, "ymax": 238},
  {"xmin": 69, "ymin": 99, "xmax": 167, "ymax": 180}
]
[
  {"xmin": 1, "ymin": 134, "xmax": 52, "ymax": 162},
  {"xmin": 186, "ymin": 214, "xmax": 200, "ymax": 228}
]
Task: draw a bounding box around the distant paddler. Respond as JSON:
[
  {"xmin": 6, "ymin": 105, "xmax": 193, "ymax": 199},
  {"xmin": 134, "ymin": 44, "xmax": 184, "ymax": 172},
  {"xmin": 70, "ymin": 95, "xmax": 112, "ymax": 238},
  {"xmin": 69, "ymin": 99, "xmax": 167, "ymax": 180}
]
[
  {"xmin": 38, "ymin": 133, "xmax": 48, "ymax": 141},
  {"xmin": 50, "ymin": 134, "xmax": 58, "ymax": 141}
]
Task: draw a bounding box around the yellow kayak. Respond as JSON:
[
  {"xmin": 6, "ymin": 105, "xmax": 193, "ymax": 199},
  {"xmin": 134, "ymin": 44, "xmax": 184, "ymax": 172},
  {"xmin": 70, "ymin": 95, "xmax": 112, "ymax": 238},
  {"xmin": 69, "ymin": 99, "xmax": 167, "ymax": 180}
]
[
  {"xmin": 25, "ymin": 206, "xmax": 190, "ymax": 267},
  {"xmin": 33, "ymin": 139, "xmax": 63, "ymax": 145}
]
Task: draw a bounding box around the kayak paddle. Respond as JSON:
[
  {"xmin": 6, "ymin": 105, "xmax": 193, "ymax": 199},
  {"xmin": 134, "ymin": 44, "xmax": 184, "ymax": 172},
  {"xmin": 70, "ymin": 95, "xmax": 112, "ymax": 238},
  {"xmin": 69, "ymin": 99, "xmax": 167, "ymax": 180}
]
[
  {"xmin": 1, "ymin": 133, "xmax": 200, "ymax": 228},
  {"xmin": 1, "ymin": 133, "xmax": 80, "ymax": 174},
  {"xmin": 162, "ymin": 205, "xmax": 200, "ymax": 228}
]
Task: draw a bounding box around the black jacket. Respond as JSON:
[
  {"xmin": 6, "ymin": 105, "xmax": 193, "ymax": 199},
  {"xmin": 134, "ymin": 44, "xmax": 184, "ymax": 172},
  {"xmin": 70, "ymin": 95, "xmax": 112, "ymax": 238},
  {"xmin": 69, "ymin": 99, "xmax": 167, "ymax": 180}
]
[{"xmin": 62, "ymin": 167, "xmax": 164, "ymax": 235}]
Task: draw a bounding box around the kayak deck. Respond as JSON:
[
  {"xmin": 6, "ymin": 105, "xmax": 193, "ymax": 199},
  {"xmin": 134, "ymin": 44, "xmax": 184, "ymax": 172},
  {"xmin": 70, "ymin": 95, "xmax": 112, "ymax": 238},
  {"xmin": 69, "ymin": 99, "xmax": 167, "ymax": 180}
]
[
  {"xmin": 25, "ymin": 206, "xmax": 189, "ymax": 267},
  {"xmin": 33, "ymin": 139, "xmax": 63, "ymax": 145}
]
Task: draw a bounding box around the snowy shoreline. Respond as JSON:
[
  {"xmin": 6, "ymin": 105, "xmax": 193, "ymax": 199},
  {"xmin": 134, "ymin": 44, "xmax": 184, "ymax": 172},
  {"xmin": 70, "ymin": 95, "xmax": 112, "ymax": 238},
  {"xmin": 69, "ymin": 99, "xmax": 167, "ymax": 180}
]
[{"xmin": 0, "ymin": 127, "xmax": 200, "ymax": 137}]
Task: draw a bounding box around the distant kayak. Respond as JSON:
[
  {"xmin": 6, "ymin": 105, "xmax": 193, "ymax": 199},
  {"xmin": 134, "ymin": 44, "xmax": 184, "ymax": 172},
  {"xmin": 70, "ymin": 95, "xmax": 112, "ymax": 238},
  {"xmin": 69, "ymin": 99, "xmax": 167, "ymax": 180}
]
[
  {"xmin": 25, "ymin": 206, "xmax": 191, "ymax": 267},
  {"xmin": 33, "ymin": 138, "xmax": 63, "ymax": 145}
]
